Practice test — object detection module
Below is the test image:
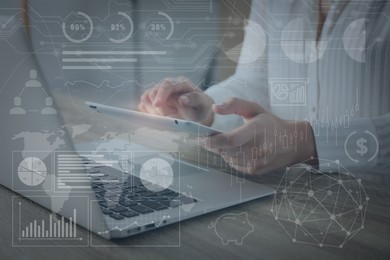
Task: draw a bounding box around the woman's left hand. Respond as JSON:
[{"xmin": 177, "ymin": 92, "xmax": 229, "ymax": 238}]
[{"xmin": 200, "ymin": 98, "xmax": 317, "ymax": 175}]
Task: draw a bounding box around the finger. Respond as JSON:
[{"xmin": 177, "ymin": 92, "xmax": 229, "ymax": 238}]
[
  {"xmin": 220, "ymin": 152, "xmax": 253, "ymax": 174},
  {"xmin": 142, "ymin": 88, "xmax": 180, "ymax": 116},
  {"xmin": 176, "ymin": 92, "xmax": 212, "ymax": 122},
  {"xmin": 234, "ymin": 164, "xmax": 256, "ymax": 175},
  {"xmin": 138, "ymin": 103, "xmax": 146, "ymax": 112},
  {"xmin": 139, "ymin": 91, "xmax": 150, "ymax": 106},
  {"xmin": 208, "ymin": 121, "xmax": 257, "ymax": 149},
  {"xmin": 198, "ymin": 136, "xmax": 211, "ymax": 150},
  {"xmin": 148, "ymin": 88, "xmax": 158, "ymax": 103},
  {"xmin": 223, "ymin": 151, "xmax": 249, "ymax": 166},
  {"xmin": 212, "ymin": 97, "xmax": 266, "ymax": 119},
  {"xmin": 154, "ymin": 78, "xmax": 195, "ymax": 106},
  {"xmin": 178, "ymin": 92, "xmax": 205, "ymax": 108},
  {"xmin": 139, "ymin": 93, "xmax": 157, "ymax": 113},
  {"xmin": 140, "ymin": 93, "xmax": 166, "ymax": 115},
  {"xmin": 199, "ymin": 137, "xmax": 220, "ymax": 154},
  {"xmin": 141, "ymin": 100, "xmax": 158, "ymax": 115},
  {"xmin": 205, "ymin": 147, "xmax": 220, "ymax": 154},
  {"xmin": 140, "ymin": 92, "xmax": 157, "ymax": 113},
  {"xmin": 232, "ymin": 157, "xmax": 268, "ymax": 175},
  {"xmin": 155, "ymin": 106, "xmax": 178, "ymax": 116}
]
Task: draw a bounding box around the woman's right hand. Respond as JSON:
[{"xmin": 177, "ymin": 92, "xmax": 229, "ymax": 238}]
[{"xmin": 138, "ymin": 77, "xmax": 215, "ymax": 126}]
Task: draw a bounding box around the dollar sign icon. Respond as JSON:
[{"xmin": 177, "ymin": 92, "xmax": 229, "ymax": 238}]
[{"xmin": 356, "ymin": 138, "xmax": 368, "ymax": 156}]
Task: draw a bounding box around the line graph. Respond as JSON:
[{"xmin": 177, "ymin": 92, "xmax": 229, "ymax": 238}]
[{"xmin": 64, "ymin": 79, "xmax": 155, "ymax": 90}]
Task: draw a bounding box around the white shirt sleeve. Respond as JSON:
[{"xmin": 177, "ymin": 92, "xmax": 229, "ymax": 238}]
[
  {"xmin": 313, "ymin": 114, "xmax": 390, "ymax": 173},
  {"xmin": 205, "ymin": 0, "xmax": 390, "ymax": 176},
  {"xmin": 205, "ymin": 0, "xmax": 269, "ymax": 131}
]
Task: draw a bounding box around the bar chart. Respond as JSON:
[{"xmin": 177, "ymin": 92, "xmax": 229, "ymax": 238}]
[
  {"xmin": 20, "ymin": 208, "xmax": 80, "ymax": 240},
  {"xmin": 289, "ymin": 85, "xmax": 306, "ymax": 104},
  {"xmin": 13, "ymin": 196, "xmax": 89, "ymax": 247}
]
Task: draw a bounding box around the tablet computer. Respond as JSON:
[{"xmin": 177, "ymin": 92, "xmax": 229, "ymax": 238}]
[{"xmin": 86, "ymin": 101, "xmax": 221, "ymax": 136}]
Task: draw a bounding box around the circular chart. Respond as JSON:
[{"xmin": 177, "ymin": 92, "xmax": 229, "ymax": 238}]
[
  {"xmin": 145, "ymin": 11, "xmax": 175, "ymax": 40},
  {"xmin": 62, "ymin": 11, "xmax": 94, "ymax": 43},
  {"xmin": 225, "ymin": 19, "xmax": 266, "ymax": 64},
  {"xmin": 272, "ymin": 83, "xmax": 289, "ymax": 101},
  {"xmin": 17, "ymin": 157, "xmax": 47, "ymax": 186},
  {"xmin": 343, "ymin": 18, "xmax": 367, "ymax": 63},
  {"xmin": 281, "ymin": 18, "xmax": 327, "ymax": 64},
  {"xmin": 140, "ymin": 158, "xmax": 174, "ymax": 192},
  {"xmin": 108, "ymin": 11, "xmax": 134, "ymax": 43}
]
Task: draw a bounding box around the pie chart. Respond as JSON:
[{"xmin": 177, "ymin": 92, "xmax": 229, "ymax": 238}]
[
  {"xmin": 272, "ymin": 83, "xmax": 289, "ymax": 101},
  {"xmin": 17, "ymin": 157, "xmax": 47, "ymax": 186}
]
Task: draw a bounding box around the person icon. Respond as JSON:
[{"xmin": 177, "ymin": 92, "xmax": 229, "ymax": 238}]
[
  {"xmin": 25, "ymin": 69, "xmax": 42, "ymax": 88},
  {"xmin": 41, "ymin": 97, "xmax": 57, "ymax": 115},
  {"xmin": 9, "ymin": 96, "xmax": 26, "ymax": 115}
]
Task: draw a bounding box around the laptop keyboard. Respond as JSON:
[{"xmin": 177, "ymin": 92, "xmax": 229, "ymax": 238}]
[{"xmin": 89, "ymin": 165, "xmax": 197, "ymax": 220}]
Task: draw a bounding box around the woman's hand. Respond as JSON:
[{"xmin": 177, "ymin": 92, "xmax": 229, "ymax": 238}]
[
  {"xmin": 138, "ymin": 77, "xmax": 214, "ymax": 126},
  {"xmin": 201, "ymin": 98, "xmax": 317, "ymax": 175}
]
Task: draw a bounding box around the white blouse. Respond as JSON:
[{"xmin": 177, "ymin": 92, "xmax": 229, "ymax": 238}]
[{"xmin": 206, "ymin": 0, "xmax": 390, "ymax": 174}]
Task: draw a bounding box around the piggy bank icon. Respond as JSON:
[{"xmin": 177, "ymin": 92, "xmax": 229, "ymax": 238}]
[{"xmin": 209, "ymin": 212, "xmax": 254, "ymax": 245}]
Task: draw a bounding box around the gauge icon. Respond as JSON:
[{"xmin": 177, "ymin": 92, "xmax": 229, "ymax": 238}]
[
  {"xmin": 62, "ymin": 11, "xmax": 93, "ymax": 43},
  {"xmin": 146, "ymin": 12, "xmax": 174, "ymax": 40},
  {"xmin": 109, "ymin": 11, "xmax": 134, "ymax": 43}
]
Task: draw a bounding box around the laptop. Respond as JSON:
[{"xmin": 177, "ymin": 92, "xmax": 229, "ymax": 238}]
[{"xmin": 0, "ymin": 22, "xmax": 273, "ymax": 240}]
